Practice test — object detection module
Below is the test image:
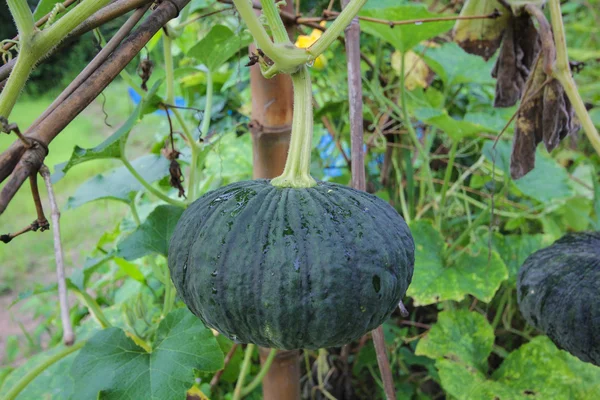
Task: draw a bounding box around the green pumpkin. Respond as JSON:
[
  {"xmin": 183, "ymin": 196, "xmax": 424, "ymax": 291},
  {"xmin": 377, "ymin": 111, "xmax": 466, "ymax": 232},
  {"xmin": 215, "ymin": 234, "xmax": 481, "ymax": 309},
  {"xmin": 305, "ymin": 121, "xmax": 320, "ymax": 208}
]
[
  {"xmin": 517, "ymin": 232, "xmax": 600, "ymax": 366},
  {"xmin": 168, "ymin": 180, "xmax": 414, "ymax": 350}
]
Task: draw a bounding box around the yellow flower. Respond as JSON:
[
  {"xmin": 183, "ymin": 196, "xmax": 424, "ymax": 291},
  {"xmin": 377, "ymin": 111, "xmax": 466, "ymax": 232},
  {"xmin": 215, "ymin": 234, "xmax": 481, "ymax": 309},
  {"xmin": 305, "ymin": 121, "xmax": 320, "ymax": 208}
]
[{"xmin": 295, "ymin": 23, "xmax": 327, "ymax": 70}]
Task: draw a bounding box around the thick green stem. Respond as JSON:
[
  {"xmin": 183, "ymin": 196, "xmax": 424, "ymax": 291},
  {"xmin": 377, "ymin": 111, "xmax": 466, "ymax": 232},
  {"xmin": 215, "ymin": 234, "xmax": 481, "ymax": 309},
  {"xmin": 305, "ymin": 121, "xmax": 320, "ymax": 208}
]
[
  {"xmin": 3, "ymin": 340, "xmax": 87, "ymax": 400},
  {"xmin": 163, "ymin": 35, "xmax": 175, "ymax": 104},
  {"xmin": 162, "ymin": 277, "xmax": 175, "ymax": 317},
  {"xmin": 0, "ymin": 53, "xmax": 35, "ymax": 118},
  {"xmin": 241, "ymin": 349, "xmax": 277, "ymax": 396},
  {"xmin": 7, "ymin": 0, "xmax": 34, "ymax": 40},
  {"xmin": 37, "ymin": 0, "xmax": 112, "ymax": 51},
  {"xmin": 0, "ymin": 0, "xmax": 112, "ymax": 118},
  {"xmin": 120, "ymin": 157, "xmax": 186, "ymax": 207},
  {"xmin": 271, "ymin": 66, "xmax": 317, "ymax": 188},
  {"xmin": 548, "ymin": 0, "xmax": 600, "ymax": 157},
  {"xmin": 232, "ymin": 344, "xmax": 255, "ymax": 400},
  {"xmin": 260, "ymin": 0, "xmax": 289, "ymax": 43},
  {"xmin": 308, "ymin": 0, "xmax": 367, "ymax": 57},
  {"xmin": 201, "ymin": 69, "xmax": 213, "ymax": 138}
]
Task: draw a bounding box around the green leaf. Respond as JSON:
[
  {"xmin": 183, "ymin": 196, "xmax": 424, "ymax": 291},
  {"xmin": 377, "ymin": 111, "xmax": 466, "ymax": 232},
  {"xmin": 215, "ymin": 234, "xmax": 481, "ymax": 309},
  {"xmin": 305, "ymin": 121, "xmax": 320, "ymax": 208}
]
[
  {"xmin": 66, "ymin": 154, "xmax": 170, "ymax": 209},
  {"xmin": 483, "ymin": 140, "xmax": 575, "ymax": 203},
  {"xmin": 416, "ymin": 310, "xmax": 494, "ymax": 372},
  {"xmin": 71, "ymin": 308, "xmax": 224, "ymax": 400},
  {"xmin": 406, "ymin": 220, "xmax": 508, "ymax": 306},
  {"xmin": 493, "ymin": 336, "xmax": 600, "ymax": 399},
  {"xmin": 117, "ymin": 205, "xmax": 184, "ymax": 260},
  {"xmin": 59, "ymin": 103, "xmax": 142, "ymax": 175},
  {"xmin": 423, "ymin": 43, "xmax": 496, "ymax": 87},
  {"xmin": 0, "ymin": 345, "xmax": 77, "ymax": 399},
  {"xmin": 412, "ymin": 108, "xmax": 496, "ymax": 139},
  {"xmin": 113, "ymin": 257, "xmax": 146, "ymax": 283},
  {"xmin": 70, "ymin": 255, "xmax": 113, "ymax": 290},
  {"xmin": 33, "ymin": 0, "xmax": 64, "ymax": 20},
  {"xmin": 435, "ymin": 359, "xmax": 516, "ymax": 400},
  {"xmin": 359, "ymin": 4, "xmax": 454, "ymax": 52},
  {"xmin": 188, "ymin": 25, "xmax": 252, "ymax": 71},
  {"xmin": 490, "ymin": 233, "xmax": 546, "ymax": 282}
]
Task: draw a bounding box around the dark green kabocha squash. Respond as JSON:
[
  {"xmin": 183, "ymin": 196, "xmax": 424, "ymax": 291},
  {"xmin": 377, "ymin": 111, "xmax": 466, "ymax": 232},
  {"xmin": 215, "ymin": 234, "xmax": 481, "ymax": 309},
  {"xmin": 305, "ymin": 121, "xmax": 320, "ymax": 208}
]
[
  {"xmin": 168, "ymin": 180, "xmax": 414, "ymax": 350},
  {"xmin": 517, "ymin": 232, "xmax": 600, "ymax": 366}
]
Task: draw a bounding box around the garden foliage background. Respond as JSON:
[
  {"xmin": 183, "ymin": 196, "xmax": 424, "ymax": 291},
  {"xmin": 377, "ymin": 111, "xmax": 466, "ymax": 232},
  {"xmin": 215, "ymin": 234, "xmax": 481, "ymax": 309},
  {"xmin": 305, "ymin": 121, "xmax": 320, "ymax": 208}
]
[{"xmin": 1, "ymin": 0, "xmax": 600, "ymax": 399}]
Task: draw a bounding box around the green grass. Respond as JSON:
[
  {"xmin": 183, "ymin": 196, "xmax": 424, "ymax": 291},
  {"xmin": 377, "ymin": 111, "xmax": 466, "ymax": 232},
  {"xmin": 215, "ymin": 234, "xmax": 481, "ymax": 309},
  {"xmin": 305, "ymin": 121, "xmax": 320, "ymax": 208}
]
[{"xmin": 0, "ymin": 81, "xmax": 163, "ymax": 286}]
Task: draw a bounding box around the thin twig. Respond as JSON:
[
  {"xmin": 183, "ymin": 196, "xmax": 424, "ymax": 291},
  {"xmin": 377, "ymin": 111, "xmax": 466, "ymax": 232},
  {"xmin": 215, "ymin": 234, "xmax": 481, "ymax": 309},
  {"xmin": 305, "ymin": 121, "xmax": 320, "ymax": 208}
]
[
  {"xmin": 320, "ymin": 8, "xmax": 501, "ymax": 27},
  {"xmin": 40, "ymin": 165, "xmax": 75, "ymax": 346},
  {"xmin": 30, "ymin": 2, "xmax": 152, "ymax": 130},
  {"xmin": 29, "ymin": 174, "xmax": 49, "ymax": 229}
]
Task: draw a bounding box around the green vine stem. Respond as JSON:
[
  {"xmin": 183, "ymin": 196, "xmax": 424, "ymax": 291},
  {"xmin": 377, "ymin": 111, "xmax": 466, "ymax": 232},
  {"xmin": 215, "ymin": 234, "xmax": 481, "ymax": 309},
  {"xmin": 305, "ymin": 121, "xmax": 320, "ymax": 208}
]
[
  {"xmin": 163, "ymin": 35, "xmax": 175, "ymax": 104},
  {"xmin": 201, "ymin": 69, "xmax": 213, "ymax": 141},
  {"xmin": 240, "ymin": 348, "xmax": 277, "ymax": 396},
  {"xmin": 0, "ymin": 0, "xmax": 112, "ymax": 118},
  {"xmin": 3, "ymin": 340, "xmax": 87, "ymax": 400},
  {"xmin": 307, "ymin": 0, "xmax": 367, "ymax": 57},
  {"xmin": 232, "ymin": 0, "xmax": 367, "ymax": 77},
  {"xmin": 7, "ymin": 0, "xmax": 34, "ymax": 41},
  {"xmin": 271, "ymin": 66, "xmax": 317, "ymax": 188},
  {"xmin": 73, "ymin": 289, "xmax": 112, "ymax": 329},
  {"xmin": 548, "ymin": 0, "xmax": 600, "ymax": 157},
  {"xmin": 260, "ymin": 0, "xmax": 289, "ymax": 44},
  {"xmin": 120, "ymin": 156, "xmax": 187, "ymax": 207},
  {"xmin": 232, "ymin": 344, "xmax": 255, "ymax": 400}
]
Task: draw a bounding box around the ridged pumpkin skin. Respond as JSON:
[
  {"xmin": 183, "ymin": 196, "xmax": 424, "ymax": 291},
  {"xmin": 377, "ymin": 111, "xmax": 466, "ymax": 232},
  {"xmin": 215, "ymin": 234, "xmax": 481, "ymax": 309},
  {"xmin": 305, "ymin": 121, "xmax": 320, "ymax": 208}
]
[
  {"xmin": 517, "ymin": 232, "xmax": 600, "ymax": 366},
  {"xmin": 168, "ymin": 180, "xmax": 414, "ymax": 350}
]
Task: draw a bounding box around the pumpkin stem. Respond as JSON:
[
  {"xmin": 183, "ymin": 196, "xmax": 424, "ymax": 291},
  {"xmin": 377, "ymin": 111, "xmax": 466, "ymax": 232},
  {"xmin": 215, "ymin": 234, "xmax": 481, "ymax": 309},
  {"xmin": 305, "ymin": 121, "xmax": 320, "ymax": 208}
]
[{"xmin": 271, "ymin": 66, "xmax": 317, "ymax": 188}]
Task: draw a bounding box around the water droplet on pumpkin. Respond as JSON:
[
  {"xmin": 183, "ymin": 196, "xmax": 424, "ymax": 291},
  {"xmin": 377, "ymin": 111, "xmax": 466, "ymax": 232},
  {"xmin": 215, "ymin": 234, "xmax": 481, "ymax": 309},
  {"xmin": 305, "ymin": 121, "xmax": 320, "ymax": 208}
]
[
  {"xmin": 360, "ymin": 306, "xmax": 366, "ymax": 312},
  {"xmin": 212, "ymin": 286, "xmax": 218, "ymax": 294},
  {"xmin": 211, "ymin": 270, "xmax": 218, "ymax": 277}
]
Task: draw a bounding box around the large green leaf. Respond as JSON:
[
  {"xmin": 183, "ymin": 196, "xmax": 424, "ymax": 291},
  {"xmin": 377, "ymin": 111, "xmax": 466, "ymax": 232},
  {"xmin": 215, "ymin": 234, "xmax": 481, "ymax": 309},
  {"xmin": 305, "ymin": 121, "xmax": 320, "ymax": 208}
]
[
  {"xmin": 188, "ymin": 25, "xmax": 252, "ymax": 71},
  {"xmin": 483, "ymin": 141, "xmax": 575, "ymax": 203},
  {"xmin": 412, "ymin": 108, "xmax": 497, "ymax": 140},
  {"xmin": 359, "ymin": 4, "xmax": 454, "ymax": 52},
  {"xmin": 490, "ymin": 233, "xmax": 546, "ymax": 282},
  {"xmin": 416, "ymin": 310, "xmax": 494, "ymax": 372},
  {"xmin": 0, "ymin": 345, "xmax": 77, "ymax": 399},
  {"xmin": 59, "ymin": 103, "xmax": 142, "ymax": 175},
  {"xmin": 436, "ymin": 336, "xmax": 600, "ymax": 399},
  {"xmin": 493, "ymin": 336, "xmax": 600, "ymax": 398},
  {"xmin": 66, "ymin": 154, "xmax": 170, "ymax": 209},
  {"xmin": 406, "ymin": 220, "xmax": 507, "ymax": 306},
  {"xmin": 71, "ymin": 308, "xmax": 224, "ymax": 400},
  {"xmin": 423, "ymin": 43, "xmax": 495, "ymax": 87},
  {"xmin": 117, "ymin": 205, "xmax": 184, "ymax": 260}
]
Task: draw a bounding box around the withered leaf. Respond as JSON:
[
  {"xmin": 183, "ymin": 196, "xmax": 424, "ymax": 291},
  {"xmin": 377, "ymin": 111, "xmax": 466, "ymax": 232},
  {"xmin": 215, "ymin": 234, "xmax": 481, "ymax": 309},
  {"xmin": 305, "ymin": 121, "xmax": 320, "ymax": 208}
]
[
  {"xmin": 492, "ymin": 15, "xmax": 541, "ymax": 108},
  {"xmin": 510, "ymin": 58, "xmax": 581, "ymax": 179}
]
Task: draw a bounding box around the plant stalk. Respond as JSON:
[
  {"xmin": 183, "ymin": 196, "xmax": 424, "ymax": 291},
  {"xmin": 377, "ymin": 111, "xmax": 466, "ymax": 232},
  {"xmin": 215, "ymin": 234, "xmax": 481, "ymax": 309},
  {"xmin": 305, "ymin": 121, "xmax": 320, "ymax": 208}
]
[
  {"xmin": 271, "ymin": 66, "xmax": 317, "ymax": 188},
  {"xmin": 548, "ymin": 0, "xmax": 600, "ymax": 157},
  {"xmin": 233, "ymin": 344, "xmax": 256, "ymax": 400},
  {"xmin": 6, "ymin": 0, "xmax": 35, "ymax": 40},
  {"xmin": 260, "ymin": 0, "xmax": 290, "ymax": 43},
  {"xmin": 241, "ymin": 349, "xmax": 277, "ymax": 396}
]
